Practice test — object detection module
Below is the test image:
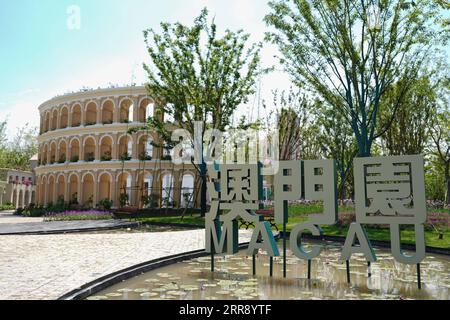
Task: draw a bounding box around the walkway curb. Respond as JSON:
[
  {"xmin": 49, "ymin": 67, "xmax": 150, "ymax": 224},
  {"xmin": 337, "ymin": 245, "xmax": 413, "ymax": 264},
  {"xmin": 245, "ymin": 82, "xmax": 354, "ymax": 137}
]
[
  {"xmin": 0, "ymin": 221, "xmax": 140, "ymax": 236},
  {"xmin": 58, "ymin": 243, "xmax": 249, "ymax": 300}
]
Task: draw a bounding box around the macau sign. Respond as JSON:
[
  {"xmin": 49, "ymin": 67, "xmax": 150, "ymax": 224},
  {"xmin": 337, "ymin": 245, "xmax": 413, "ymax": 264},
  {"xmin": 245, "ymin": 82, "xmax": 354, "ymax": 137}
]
[{"xmin": 205, "ymin": 155, "xmax": 427, "ymax": 287}]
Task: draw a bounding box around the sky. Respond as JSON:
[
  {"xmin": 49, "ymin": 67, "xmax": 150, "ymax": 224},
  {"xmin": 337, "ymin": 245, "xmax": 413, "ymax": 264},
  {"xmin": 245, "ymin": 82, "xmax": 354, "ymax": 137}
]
[{"xmin": 0, "ymin": 0, "xmax": 292, "ymax": 137}]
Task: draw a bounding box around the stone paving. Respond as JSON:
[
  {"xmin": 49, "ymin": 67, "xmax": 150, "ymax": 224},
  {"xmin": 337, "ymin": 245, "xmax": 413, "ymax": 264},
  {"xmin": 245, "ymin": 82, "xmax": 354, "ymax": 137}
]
[
  {"xmin": 0, "ymin": 210, "xmax": 43, "ymax": 224},
  {"xmin": 0, "ymin": 219, "xmax": 138, "ymax": 235},
  {"xmin": 0, "ymin": 229, "xmax": 252, "ymax": 300}
]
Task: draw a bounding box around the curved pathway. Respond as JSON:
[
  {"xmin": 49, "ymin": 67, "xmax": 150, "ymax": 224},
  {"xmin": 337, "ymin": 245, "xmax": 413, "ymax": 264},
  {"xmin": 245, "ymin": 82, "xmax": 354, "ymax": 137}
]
[{"xmin": 0, "ymin": 228, "xmax": 252, "ymax": 300}]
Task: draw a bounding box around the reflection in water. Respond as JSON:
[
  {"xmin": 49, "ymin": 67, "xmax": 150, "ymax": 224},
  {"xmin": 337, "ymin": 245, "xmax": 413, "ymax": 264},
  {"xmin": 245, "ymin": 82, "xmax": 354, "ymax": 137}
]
[{"xmin": 90, "ymin": 241, "xmax": 450, "ymax": 300}]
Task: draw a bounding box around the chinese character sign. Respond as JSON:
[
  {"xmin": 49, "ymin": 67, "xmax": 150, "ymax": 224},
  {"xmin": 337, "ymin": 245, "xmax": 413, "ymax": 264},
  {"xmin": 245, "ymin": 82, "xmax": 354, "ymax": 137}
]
[
  {"xmin": 354, "ymin": 155, "xmax": 426, "ymax": 264},
  {"xmin": 205, "ymin": 163, "xmax": 279, "ymax": 257},
  {"xmin": 205, "ymin": 155, "xmax": 427, "ymax": 268}
]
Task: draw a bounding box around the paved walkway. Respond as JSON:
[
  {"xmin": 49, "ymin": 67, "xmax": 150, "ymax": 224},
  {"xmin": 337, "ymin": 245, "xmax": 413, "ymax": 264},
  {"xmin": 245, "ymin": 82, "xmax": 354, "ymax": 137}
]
[
  {"xmin": 0, "ymin": 229, "xmax": 252, "ymax": 300},
  {"xmin": 0, "ymin": 219, "xmax": 138, "ymax": 235},
  {"xmin": 0, "ymin": 211, "xmax": 137, "ymax": 235},
  {"xmin": 0, "ymin": 210, "xmax": 43, "ymax": 224}
]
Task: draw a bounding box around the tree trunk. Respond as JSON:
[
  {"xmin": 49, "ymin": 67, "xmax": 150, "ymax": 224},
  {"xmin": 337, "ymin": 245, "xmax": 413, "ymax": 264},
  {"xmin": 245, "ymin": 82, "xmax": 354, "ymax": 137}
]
[
  {"xmin": 339, "ymin": 168, "xmax": 346, "ymax": 201},
  {"xmin": 445, "ymin": 161, "xmax": 450, "ymax": 205}
]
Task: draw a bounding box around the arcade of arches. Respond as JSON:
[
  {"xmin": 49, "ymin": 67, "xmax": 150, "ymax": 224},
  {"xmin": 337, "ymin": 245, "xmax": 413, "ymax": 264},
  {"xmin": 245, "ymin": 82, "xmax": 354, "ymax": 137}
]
[{"xmin": 36, "ymin": 87, "xmax": 200, "ymax": 209}]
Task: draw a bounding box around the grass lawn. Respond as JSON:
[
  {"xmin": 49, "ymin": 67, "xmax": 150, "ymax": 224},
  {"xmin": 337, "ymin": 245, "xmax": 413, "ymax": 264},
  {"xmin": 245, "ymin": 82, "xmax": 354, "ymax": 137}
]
[{"xmin": 135, "ymin": 204, "xmax": 450, "ymax": 249}]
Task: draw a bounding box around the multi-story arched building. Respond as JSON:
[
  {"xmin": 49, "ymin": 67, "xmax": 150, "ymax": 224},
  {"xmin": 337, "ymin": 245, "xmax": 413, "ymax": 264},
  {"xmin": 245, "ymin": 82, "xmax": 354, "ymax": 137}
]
[{"xmin": 35, "ymin": 86, "xmax": 199, "ymax": 209}]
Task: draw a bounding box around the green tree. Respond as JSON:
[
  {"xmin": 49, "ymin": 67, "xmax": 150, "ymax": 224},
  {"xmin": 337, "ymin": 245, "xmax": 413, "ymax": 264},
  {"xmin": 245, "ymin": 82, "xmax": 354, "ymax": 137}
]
[
  {"xmin": 0, "ymin": 122, "xmax": 38, "ymax": 171},
  {"xmin": 267, "ymin": 89, "xmax": 310, "ymax": 160},
  {"xmin": 430, "ymin": 109, "xmax": 450, "ymax": 204},
  {"xmin": 317, "ymin": 104, "xmax": 357, "ymax": 200},
  {"xmin": 140, "ymin": 8, "xmax": 262, "ymax": 215},
  {"xmin": 378, "ymin": 75, "xmax": 440, "ymax": 155},
  {"xmin": 265, "ymin": 0, "xmax": 447, "ymax": 156}
]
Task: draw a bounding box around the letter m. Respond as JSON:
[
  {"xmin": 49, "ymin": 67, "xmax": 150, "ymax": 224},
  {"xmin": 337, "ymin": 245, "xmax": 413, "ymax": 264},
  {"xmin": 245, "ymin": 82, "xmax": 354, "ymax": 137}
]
[{"xmin": 205, "ymin": 219, "xmax": 238, "ymax": 254}]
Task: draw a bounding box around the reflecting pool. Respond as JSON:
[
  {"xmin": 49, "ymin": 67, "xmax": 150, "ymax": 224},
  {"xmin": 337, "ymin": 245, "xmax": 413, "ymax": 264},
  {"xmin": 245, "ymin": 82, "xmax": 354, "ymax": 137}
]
[{"xmin": 89, "ymin": 241, "xmax": 450, "ymax": 300}]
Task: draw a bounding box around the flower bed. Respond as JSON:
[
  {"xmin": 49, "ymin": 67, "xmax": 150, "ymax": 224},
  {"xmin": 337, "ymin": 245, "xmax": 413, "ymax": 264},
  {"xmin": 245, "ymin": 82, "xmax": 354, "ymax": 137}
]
[{"xmin": 44, "ymin": 210, "xmax": 113, "ymax": 222}]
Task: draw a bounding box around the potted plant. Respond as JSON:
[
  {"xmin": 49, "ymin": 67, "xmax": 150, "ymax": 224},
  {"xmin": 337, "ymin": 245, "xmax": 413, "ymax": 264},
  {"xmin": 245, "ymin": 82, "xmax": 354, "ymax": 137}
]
[
  {"xmin": 139, "ymin": 152, "xmax": 152, "ymax": 161},
  {"xmin": 98, "ymin": 198, "xmax": 113, "ymax": 211},
  {"xmin": 120, "ymin": 152, "xmax": 131, "ymax": 161},
  {"xmin": 119, "ymin": 193, "xmax": 128, "ymax": 207},
  {"xmin": 142, "ymin": 194, "xmax": 157, "ymax": 208},
  {"xmin": 70, "ymin": 155, "xmax": 79, "ymax": 162},
  {"xmin": 58, "ymin": 154, "xmax": 66, "ymax": 163},
  {"xmin": 101, "ymin": 151, "xmax": 112, "ymax": 161},
  {"xmin": 85, "ymin": 152, "xmax": 95, "ymax": 162}
]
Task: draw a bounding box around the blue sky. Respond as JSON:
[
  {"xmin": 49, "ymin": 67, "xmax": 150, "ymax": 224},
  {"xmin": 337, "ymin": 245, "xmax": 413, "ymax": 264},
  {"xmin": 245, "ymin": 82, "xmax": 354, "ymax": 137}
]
[
  {"xmin": 0, "ymin": 0, "xmax": 289, "ymax": 136},
  {"xmin": 0, "ymin": 1, "xmax": 447, "ymax": 137}
]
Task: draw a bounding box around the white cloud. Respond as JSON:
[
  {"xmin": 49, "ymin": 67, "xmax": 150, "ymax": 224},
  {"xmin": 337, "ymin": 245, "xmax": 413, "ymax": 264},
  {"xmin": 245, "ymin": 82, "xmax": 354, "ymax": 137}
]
[{"xmin": 1, "ymin": 1, "xmax": 293, "ymax": 138}]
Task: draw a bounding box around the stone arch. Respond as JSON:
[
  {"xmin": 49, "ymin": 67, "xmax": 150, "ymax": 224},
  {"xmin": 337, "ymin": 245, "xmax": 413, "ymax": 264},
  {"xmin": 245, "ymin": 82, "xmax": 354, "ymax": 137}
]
[
  {"xmin": 81, "ymin": 172, "xmax": 95, "ymax": 206},
  {"xmin": 99, "ymin": 135, "xmax": 113, "ymax": 161},
  {"xmin": 56, "ymin": 174, "xmax": 65, "ymax": 200},
  {"xmin": 69, "ymin": 138, "xmax": 80, "ymax": 162},
  {"xmin": 101, "ymin": 99, "xmax": 114, "ymax": 124},
  {"xmin": 98, "ymin": 172, "xmax": 112, "ymax": 202},
  {"xmin": 137, "ymin": 134, "xmax": 154, "ymax": 160},
  {"xmin": 58, "ymin": 140, "xmax": 67, "ymax": 163},
  {"xmin": 85, "ymin": 101, "xmax": 98, "ymax": 126},
  {"xmin": 60, "ymin": 105, "xmax": 69, "ymax": 128},
  {"xmin": 68, "ymin": 173, "xmax": 79, "ymax": 203},
  {"xmin": 137, "ymin": 170, "xmax": 154, "ymax": 207},
  {"xmin": 71, "ymin": 103, "xmax": 82, "ymax": 127},
  {"xmin": 47, "ymin": 175, "xmax": 55, "ymax": 204},
  {"xmin": 49, "ymin": 141, "xmax": 57, "ymax": 164},
  {"xmin": 44, "ymin": 111, "xmax": 50, "ymax": 132},
  {"xmin": 42, "ymin": 144, "xmax": 49, "ymax": 165},
  {"xmin": 138, "ymin": 97, "xmax": 153, "ymax": 122},
  {"xmin": 181, "ymin": 172, "xmax": 195, "ymax": 207},
  {"xmin": 118, "ymin": 134, "xmax": 133, "ymax": 160},
  {"xmin": 117, "ymin": 171, "xmax": 132, "ymax": 206},
  {"xmin": 51, "ymin": 109, "xmax": 58, "ymax": 130},
  {"xmin": 119, "ymin": 98, "xmax": 134, "ymax": 123},
  {"xmin": 83, "ymin": 136, "xmax": 96, "ymax": 162},
  {"xmin": 161, "ymin": 171, "xmax": 174, "ymax": 207}
]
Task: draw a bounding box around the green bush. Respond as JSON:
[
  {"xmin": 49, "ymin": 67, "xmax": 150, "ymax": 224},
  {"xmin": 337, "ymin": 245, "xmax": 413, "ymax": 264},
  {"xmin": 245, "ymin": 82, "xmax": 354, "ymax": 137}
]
[
  {"xmin": 98, "ymin": 198, "xmax": 113, "ymax": 210},
  {"xmin": 119, "ymin": 193, "xmax": 128, "ymax": 207},
  {"xmin": 0, "ymin": 203, "xmax": 15, "ymax": 211},
  {"xmin": 142, "ymin": 194, "xmax": 158, "ymax": 208}
]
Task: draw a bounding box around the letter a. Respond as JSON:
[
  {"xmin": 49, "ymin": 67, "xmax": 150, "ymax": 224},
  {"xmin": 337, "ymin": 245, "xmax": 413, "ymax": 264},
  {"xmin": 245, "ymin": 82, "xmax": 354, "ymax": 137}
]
[{"xmin": 340, "ymin": 223, "xmax": 376, "ymax": 262}]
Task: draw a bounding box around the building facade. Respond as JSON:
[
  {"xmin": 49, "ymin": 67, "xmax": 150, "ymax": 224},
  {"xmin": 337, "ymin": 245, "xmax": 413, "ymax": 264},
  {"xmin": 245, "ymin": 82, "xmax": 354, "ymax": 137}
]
[
  {"xmin": 35, "ymin": 86, "xmax": 199, "ymax": 209},
  {"xmin": 0, "ymin": 169, "xmax": 36, "ymax": 209}
]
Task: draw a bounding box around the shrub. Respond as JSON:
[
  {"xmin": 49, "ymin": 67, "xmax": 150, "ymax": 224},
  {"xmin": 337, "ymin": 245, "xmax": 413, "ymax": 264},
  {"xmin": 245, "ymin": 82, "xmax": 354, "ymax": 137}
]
[
  {"xmin": 101, "ymin": 151, "xmax": 112, "ymax": 161},
  {"xmin": 58, "ymin": 154, "xmax": 66, "ymax": 163},
  {"xmin": 85, "ymin": 152, "xmax": 95, "ymax": 162},
  {"xmin": 98, "ymin": 198, "xmax": 113, "ymax": 210},
  {"xmin": 119, "ymin": 193, "xmax": 128, "ymax": 207},
  {"xmin": 0, "ymin": 203, "xmax": 15, "ymax": 211},
  {"xmin": 139, "ymin": 152, "xmax": 152, "ymax": 161},
  {"xmin": 44, "ymin": 210, "xmax": 113, "ymax": 222},
  {"xmin": 120, "ymin": 153, "xmax": 131, "ymax": 161},
  {"xmin": 142, "ymin": 194, "xmax": 158, "ymax": 208}
]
